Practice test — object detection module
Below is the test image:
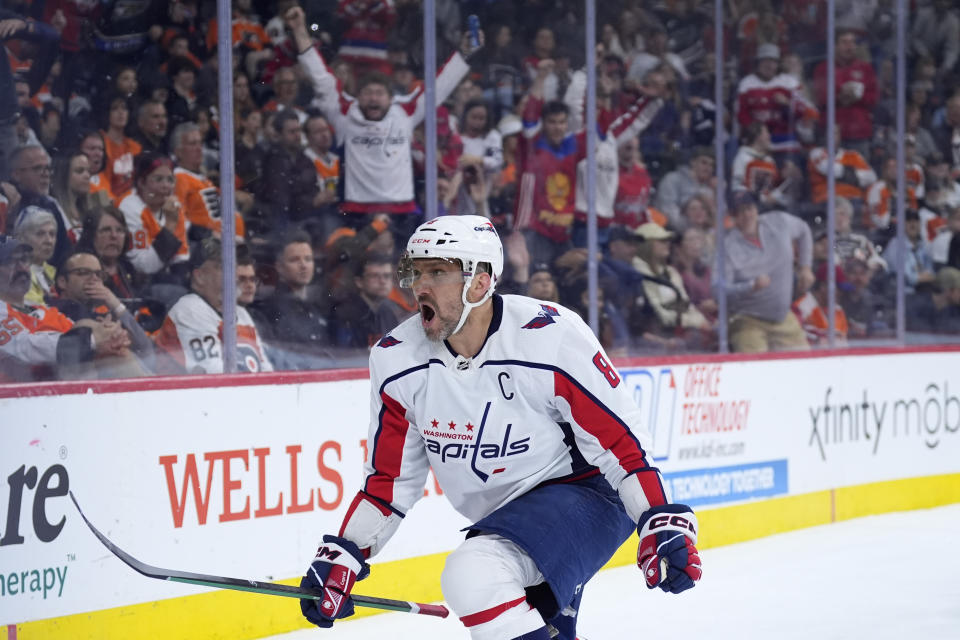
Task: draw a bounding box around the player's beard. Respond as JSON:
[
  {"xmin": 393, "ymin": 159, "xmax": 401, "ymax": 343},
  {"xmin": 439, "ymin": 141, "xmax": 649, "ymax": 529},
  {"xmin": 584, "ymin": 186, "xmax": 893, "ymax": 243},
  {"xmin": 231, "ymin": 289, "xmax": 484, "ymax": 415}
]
[{"xmin": 418, "ymin": 295, "xmax": 464, "ymax": 343}]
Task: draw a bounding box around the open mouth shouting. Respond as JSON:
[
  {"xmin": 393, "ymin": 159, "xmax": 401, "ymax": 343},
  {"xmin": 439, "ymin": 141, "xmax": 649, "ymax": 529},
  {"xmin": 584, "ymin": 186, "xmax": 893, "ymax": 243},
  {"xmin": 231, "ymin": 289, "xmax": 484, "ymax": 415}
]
[
  {"xmin": 418, "ymin": 295, "xmax": 459, "ymax": 342},
  {"xmin": 419, "ymin": 298, "xmax": 437, "ymax": 329}
]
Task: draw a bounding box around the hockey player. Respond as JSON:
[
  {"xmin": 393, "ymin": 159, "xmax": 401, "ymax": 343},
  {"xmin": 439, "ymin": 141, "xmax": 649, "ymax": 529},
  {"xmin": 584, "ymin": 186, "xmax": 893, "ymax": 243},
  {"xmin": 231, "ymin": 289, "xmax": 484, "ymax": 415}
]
[
  {"xmin": 298, "ymin": 216, "xmax": 701, "ymax": 639},
  {"xmin": 285, "ymin": 6, "xmax": 481, "ymax": 234}
]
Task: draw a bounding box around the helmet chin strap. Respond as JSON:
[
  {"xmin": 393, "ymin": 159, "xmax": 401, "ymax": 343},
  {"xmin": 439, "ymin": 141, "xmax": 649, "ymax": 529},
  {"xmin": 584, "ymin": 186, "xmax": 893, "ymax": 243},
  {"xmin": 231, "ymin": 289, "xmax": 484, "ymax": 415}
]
[{"xmin": 451, "ymin": 273, "xmax": 494, "ymax": 338}]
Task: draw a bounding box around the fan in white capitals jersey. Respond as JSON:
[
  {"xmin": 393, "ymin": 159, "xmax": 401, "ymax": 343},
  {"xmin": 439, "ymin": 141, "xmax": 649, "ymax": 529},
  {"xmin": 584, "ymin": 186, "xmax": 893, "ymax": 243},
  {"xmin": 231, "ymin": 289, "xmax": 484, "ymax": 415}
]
[
  {"xmin": 285, "ymin": 5, "xmax": 480, "ymax": 222},
  {"xmin": 299, "ymin": 215, "xmax": 702, "ymax": 639}
]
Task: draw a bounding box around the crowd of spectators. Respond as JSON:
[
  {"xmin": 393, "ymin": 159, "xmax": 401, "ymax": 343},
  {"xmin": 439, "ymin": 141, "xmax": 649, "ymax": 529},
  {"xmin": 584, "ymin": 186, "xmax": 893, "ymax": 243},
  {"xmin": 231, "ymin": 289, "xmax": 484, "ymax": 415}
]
[{"xmin": 2, "ymin": 0, "xmax": 960, "ymax": 381}]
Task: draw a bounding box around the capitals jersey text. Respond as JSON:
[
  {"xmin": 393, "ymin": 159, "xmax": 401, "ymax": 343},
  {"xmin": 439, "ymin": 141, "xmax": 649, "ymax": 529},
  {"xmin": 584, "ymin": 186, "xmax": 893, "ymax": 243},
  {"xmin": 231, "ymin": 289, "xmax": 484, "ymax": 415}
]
[{"xmin": 338, "ymin": 295, "xmax": 668, "ymax": 557}]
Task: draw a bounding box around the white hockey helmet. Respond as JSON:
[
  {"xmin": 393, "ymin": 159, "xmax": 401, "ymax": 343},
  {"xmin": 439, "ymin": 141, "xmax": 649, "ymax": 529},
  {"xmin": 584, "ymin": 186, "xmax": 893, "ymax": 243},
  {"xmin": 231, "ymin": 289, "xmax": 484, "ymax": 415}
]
[
  {"xmin": 398, "ymin": 215, "xmax": 503, "ymax": 288},
  {"xmin": 398, "ymin": 215, "xmax": 504, "ymax": 335}
]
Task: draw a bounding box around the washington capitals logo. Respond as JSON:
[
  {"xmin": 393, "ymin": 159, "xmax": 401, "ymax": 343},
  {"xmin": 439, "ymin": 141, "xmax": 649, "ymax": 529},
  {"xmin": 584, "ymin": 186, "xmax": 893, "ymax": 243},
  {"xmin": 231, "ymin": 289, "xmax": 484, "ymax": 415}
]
[
  {"xmin": 423, "ymin": 402, "xmax": 531, "ymax": 482},
  {"xmin": 377, "ymin": 335, "xmax": 402, "ymax": 348},
  {"xmin": 522, "ymin": 304, "xmax": 560, "ymax": 329}
]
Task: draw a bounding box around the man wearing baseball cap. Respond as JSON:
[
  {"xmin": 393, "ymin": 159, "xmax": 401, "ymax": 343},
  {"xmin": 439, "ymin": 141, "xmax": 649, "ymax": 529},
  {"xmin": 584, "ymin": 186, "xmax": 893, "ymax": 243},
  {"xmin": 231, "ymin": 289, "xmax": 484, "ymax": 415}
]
[{"xmin": 633, "ymin": 223, "xmax": 710, "ymax": 339}]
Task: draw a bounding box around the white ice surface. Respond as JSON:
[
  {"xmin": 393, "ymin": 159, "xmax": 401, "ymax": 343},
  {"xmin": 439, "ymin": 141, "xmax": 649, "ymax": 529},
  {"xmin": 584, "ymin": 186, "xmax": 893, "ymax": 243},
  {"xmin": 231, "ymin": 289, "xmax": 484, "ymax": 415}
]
[{"xmin": 267, "ymin": 504, "xmax": 960, "ymax": 639}]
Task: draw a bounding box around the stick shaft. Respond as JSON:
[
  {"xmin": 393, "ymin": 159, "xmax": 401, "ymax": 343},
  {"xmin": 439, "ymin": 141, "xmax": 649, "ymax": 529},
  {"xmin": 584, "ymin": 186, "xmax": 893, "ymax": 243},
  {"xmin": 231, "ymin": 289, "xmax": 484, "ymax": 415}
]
[{"xmin": 69, "ymin": 491, "xmax": 449, "ymax": 618}]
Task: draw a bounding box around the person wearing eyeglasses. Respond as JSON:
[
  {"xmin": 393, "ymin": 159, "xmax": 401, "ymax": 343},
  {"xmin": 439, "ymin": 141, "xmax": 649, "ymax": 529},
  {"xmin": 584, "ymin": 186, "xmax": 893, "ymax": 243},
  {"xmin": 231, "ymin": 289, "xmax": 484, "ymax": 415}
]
[
  {"xmin": 262, "ymin": 66, "xmax": 306, "ymax": 124},
  {"xmin": 236, "ymin": 254, "xmax": 259, "ymax": 307},
  {"xmin": 10, "ymin": 145, "xmax": 52, "ymax": 201},
  {"xmin": 9, "ymin": 144, "xmax": 73, "ymax": 268},
  {"xmin": 75, "ymin": 206, "xmax": 143, "ymax": 302},
  {"xmin": 49, "ymin": 251, "xmax": 154, "ymax": 373},
  {"xmin": 13, "ymin": 207, "xmax": 58, "ymax": 306},
  {"xmin": 331, "ymin": 252, "xmax": 407, "ymax": 348},
  {"xmin": 0, "ymin": 236, "xmax": 131, "ymax": 382}
]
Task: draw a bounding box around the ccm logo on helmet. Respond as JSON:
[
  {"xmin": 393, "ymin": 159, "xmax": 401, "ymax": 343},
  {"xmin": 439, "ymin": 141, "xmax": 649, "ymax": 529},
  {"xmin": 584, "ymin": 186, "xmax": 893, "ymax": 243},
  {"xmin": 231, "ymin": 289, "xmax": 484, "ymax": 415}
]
[
  {"xmin": 410, "ymin": 238, "xmax": 431, "ymax": 243},
  {"xmin": 649, "ymin": 515, "xmax": 697, "ymax": 535}
]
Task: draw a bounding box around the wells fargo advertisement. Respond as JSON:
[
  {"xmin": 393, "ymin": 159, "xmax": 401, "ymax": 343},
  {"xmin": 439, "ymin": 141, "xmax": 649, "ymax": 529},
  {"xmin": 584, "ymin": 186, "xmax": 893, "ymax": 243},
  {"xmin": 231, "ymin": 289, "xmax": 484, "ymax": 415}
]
[{"xmin": 2, "ymin": 350, "xmax": 958, "ymax": 630}]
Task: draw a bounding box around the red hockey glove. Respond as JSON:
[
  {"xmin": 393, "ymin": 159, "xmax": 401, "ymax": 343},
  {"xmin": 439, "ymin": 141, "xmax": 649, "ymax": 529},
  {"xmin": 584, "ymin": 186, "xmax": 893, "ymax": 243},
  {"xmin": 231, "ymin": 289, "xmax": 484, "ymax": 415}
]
[
  {"xmin": 636, "ymin": 504, "xmax": 702, "ymax": 594},
  {"xmin": 299, "ymin": 535, "xmax": 370, "ymax": 628}
]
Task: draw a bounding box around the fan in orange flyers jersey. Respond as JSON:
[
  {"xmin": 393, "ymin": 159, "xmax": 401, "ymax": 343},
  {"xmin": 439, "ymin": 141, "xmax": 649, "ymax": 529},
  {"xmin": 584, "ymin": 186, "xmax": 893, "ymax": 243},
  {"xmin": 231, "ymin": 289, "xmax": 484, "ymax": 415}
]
[{"xmin": 171, "ymin": 124, "xmax": 246, "ymax": 239}]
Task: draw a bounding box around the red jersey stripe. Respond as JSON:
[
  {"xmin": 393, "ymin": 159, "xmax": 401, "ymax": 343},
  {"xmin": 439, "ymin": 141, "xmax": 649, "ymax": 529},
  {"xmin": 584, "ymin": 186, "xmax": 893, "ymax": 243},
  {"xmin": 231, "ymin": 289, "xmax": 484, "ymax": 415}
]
[
  {"xmin": 341, "ymin": 201, "xmax": 418, "ymax": 214},
  {"xmin": 630, "ymin": 469, "xmax": 669, "ymax": 509},
  {"xmin": 553, "ymin": 372, "xmax": 649, "ymax": 474},
  {"xmin": 459, "ymin": 596, "xmax": 529, "ymax": 627},
  {"xmin": 364, "ymin": 392, "xmax": 411, "ymax": 504}
]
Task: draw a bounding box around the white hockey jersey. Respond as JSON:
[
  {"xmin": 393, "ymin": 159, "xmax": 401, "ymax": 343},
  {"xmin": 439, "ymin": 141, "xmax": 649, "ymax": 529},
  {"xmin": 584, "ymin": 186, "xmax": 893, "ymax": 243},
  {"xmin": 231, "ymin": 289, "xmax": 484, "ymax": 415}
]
[
  {"xmin": 154, "ymin": 293, "xmax": 273, "ymax": 374},
  {"xmin": 298, "ymin": 47, "xmax": 469, "ymax": 211},
  {"xmin": 339, "ymin": 294, "xmax": 668, "ymax": 556}
]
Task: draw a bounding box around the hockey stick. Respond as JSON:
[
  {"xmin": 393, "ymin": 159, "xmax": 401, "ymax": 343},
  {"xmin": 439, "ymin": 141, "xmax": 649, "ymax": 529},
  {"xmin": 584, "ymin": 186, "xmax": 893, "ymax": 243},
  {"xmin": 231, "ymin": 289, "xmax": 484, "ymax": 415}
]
[{"xmin": 69, "ymin": 491, "xmax": 449, "ymax": 618}]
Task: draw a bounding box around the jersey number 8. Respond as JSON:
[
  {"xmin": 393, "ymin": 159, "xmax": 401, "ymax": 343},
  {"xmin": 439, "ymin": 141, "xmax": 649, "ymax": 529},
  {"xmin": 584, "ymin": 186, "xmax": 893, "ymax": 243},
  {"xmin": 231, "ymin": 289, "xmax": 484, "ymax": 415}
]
[{"xmin": 592, "ymin": 351, "xmax": 620, "ymax": 388}]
